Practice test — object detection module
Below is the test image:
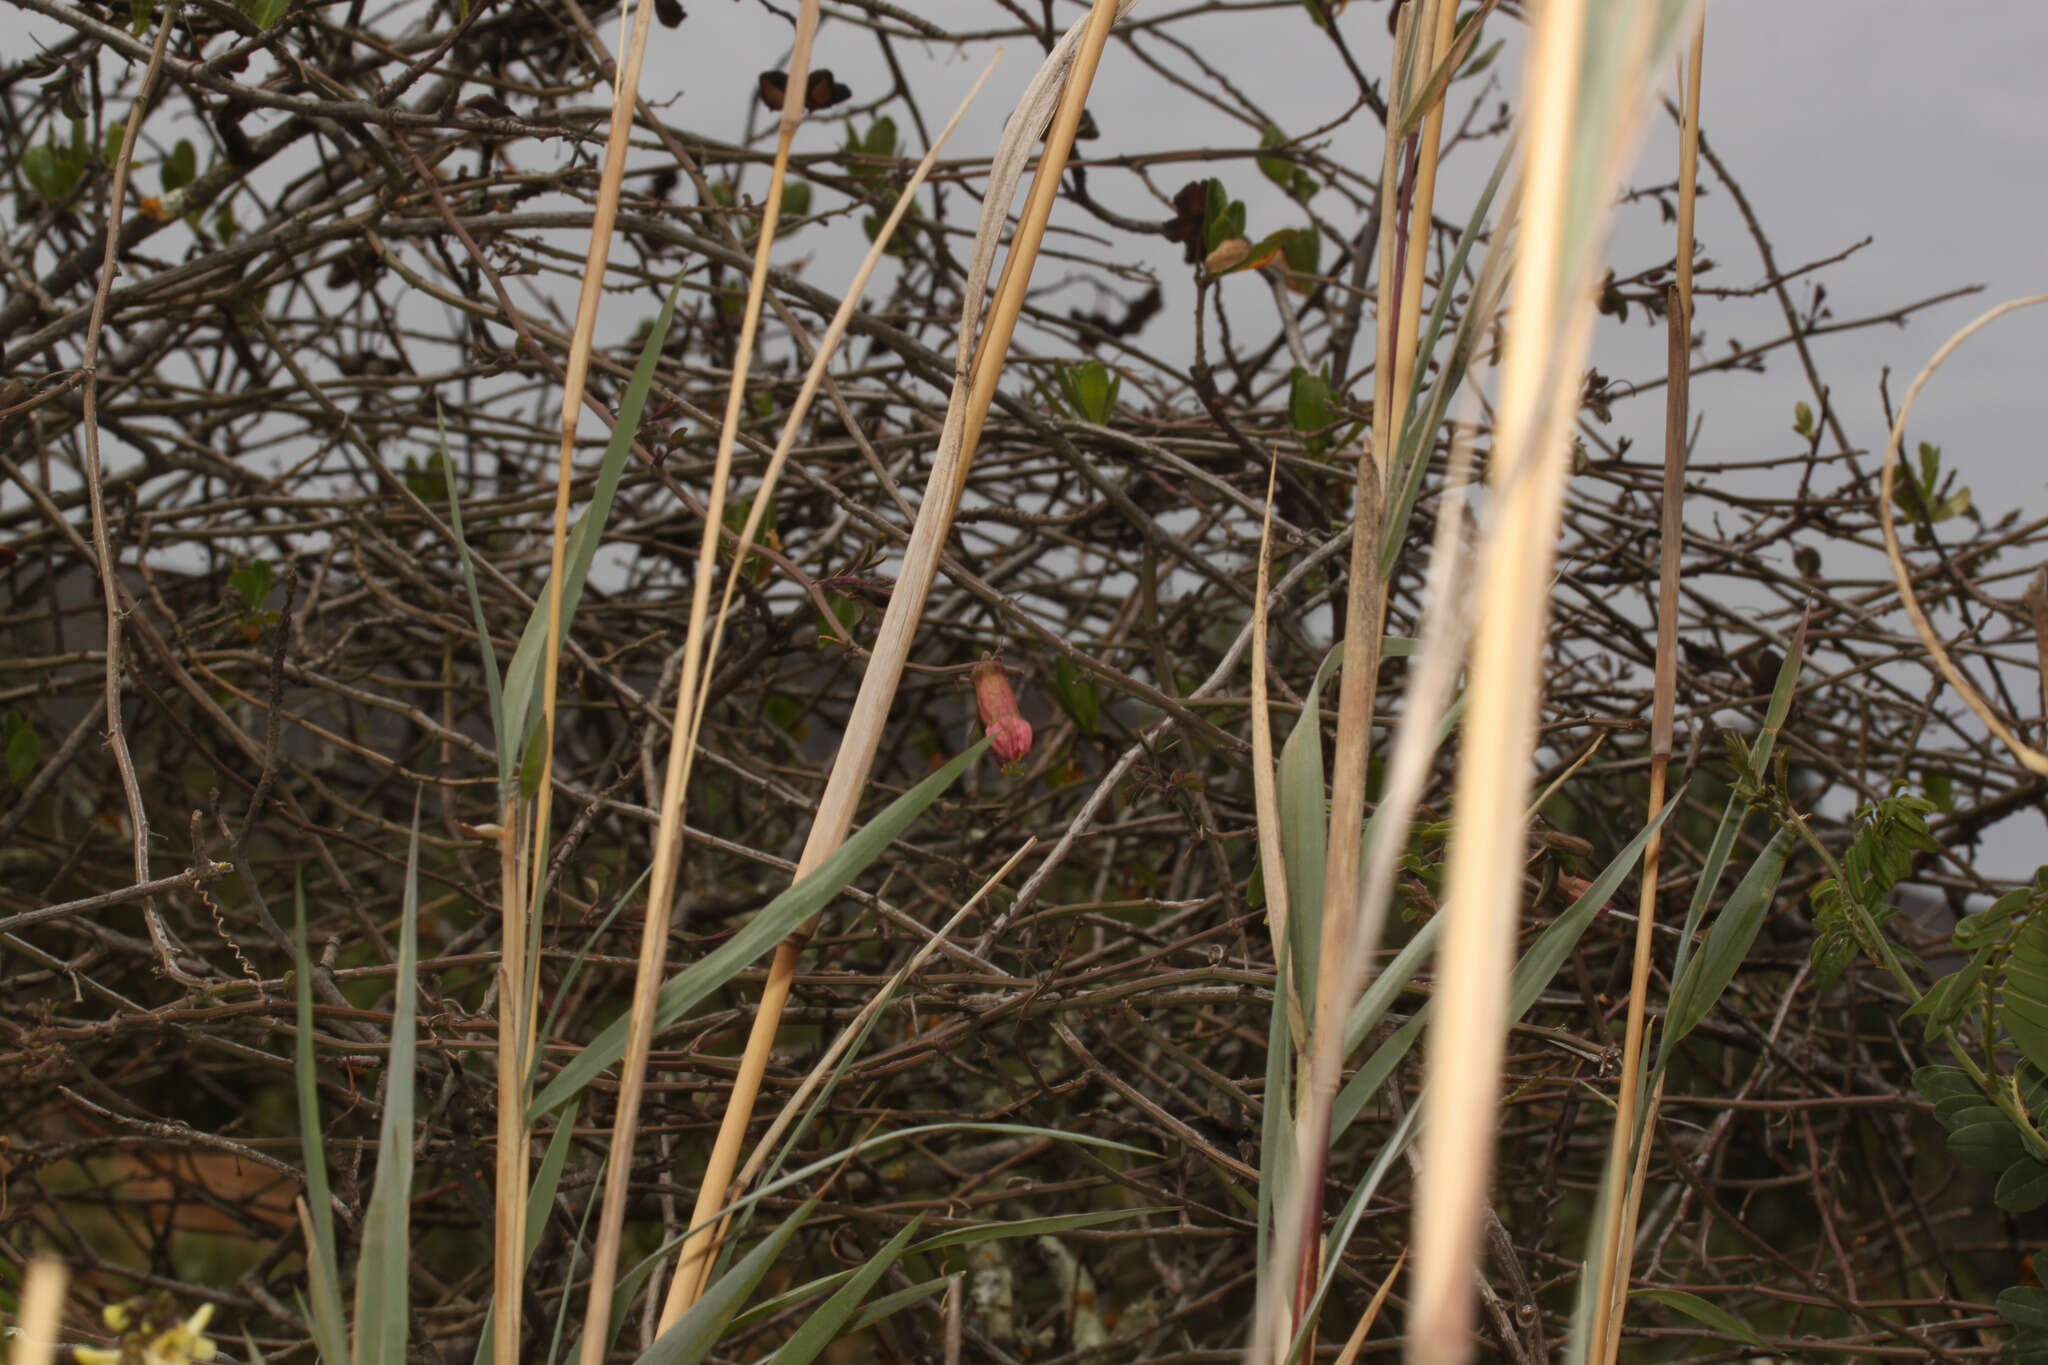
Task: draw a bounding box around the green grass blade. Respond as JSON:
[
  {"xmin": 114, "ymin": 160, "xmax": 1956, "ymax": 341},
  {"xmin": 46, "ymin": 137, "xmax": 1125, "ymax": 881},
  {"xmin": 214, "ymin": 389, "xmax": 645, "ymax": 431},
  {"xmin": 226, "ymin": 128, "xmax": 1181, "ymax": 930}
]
[
  {"xmin": 547, "ymin": 1173, "xmax": 605, "ymax": 1365},
  {"xmin": 1278, "ymin": 647, "xmax": 1341, "ymax": 1018},
  {"xmin": 909, "ymin": 1206, "xmax": 1174, "ymax": 1253},
  {"xmin": 1285, "ymin": 1104, "xmax": 1418, "ymax": 1365},
  {"xmin": 1331, "ymin": 795, "xmax": 1680, "ymax": 1138},
  {"xmin": 499, "ymin": 281, "xmax": 684, "ymax": 774},
  {"xmin": 736, "ymin": 1207, "xmax": 1167, "ymax": 1330},
  {"xmin": 840, "ymin": 1280, "xmax": 946, "ymax": 1334},
  {"xmin": 527, "ymin": 739, "xmax": 991, "ymax": 1118},
  {"xmin": 534, "ymin": 871, "xmax": 648, "ymax": 1084},
  {"xmin": 1662, "ymin": 829, "xmax": 1794, "ymax": 1055},
  {"xmin": 293, "ymin": 874, "xmax": 348, "ymax": 1365},
  {"xmin": 352, "ymin": 807, "xmax": 422, "ymax": 1365},
  {"xmin": 632, "ymin": 1199, "xmax": 817, "ymax": 1365},
  {"xmin": 1255, "ymin": 934, "xmax": 1296, "ymax": 1280},
  {"xmin": 744, "ymin": 888, "xmax": 993, "ymax": 1240},
  {"xmin": 472, "ymin": 1099, "xmax": 583, "ymax": 1365},
  {"xmin": 1630, "ymin": 1289, "xmax": 1772, "ymax": 1353},
  {"xmin": 760, "ymin": 1215, "xmax": 925, "ymax": 1365},
  {"xmin": 595, "ymin": 1122, "xmax": 1157, "ymax": 1358},
  {"xmin": 1380, "ymin": 141, "xmax": 1516, "ymax": 583},
  {"xmin": 435, "ymin": 403, "xmax": 510, "ymax": 792},
  {"xmin": 1668, "ymin": 621, "xmax": 1804, "ymax": 988}
]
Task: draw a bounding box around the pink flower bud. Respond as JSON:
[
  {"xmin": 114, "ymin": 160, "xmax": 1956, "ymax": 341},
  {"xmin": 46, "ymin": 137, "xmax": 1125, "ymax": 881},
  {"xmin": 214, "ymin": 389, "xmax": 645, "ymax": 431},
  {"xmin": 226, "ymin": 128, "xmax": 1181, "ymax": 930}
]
[{"xmin": 973, "ymin": 656, "xmax": 1032, "ymax": 765}]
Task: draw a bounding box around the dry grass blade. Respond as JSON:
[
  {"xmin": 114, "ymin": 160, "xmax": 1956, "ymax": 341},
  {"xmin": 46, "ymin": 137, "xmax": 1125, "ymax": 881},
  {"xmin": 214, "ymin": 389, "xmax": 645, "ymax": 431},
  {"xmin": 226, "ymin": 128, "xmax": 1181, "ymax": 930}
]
[
  {"xmin": 12, "ymin": 1259, "xmax": 68, "ymax": 1365},
  {"xmin": 1586, "ymin": 17, "xmax": 1704, "ymax": 1365},
  {"xmin": 1292, "ymin": 1, "xmax": 1446, "ymax": 1346},
  {"xmin": 660, "ymin": 0, "xmax": 1134, "ymax": 1326},
  {"xmin": 1334, "ymin": 1250, "xmax": 1408, "ymax": 1365},
  {"xmin": 510, "ymin": 0, "xmax": 671, "ymax": 1351},
  {"xmin": 1249, "ymin": 450, "xmax": 1292, "ymax": 961},
  {"xmin": 575, "ymin": 2, "xmax": 823, "ymax": 1355},
  {"xmin": 683, "ymin": 52, "xmax": 1004, "ymax": 775},
  {"xmin": 1879, "ymin": 293, "xmax": 2048, "ymax": 775},
  {"xmin": 736, "ymin": 838, "xmax": 1037, "ymax": 1192},
  {"xmin": 81, "ymin": 0, "xmax": 189, "ymax": 982},
  {"xmin": 1409, "ymin": 4, "xmax": 1699, "ymax": 1362}
]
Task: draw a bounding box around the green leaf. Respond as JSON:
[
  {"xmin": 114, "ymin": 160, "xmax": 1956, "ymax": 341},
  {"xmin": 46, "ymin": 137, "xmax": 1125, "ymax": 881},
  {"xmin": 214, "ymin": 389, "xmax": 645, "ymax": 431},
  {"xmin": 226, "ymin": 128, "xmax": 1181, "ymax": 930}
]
[
  {"xmin": 436, "ymin": 405, "xmax": 510, "ymax": 790},
  {"xmin": 1904, "ymin": 946, "xmax": 1993, "ymax": 1040},
  {"xmin": 1948, "ymin": 1116, "xmax": 2029, "ymax": 1172},
  {"xmin": 911, "ymin": 1206, "xmax": 1170, "ymax": 1254},
  {"xmin": 1938, "ymin": 1101, "xmax": 2006, "ymax": 1132},
  {"xmin": 759, "ymin": 1216, "xmax": 924, "ymax": 1365},
  {"xmin": 293, "ymin": 877, "xmax": 349, "ymax": 1365},
  {"xmin": 1460, "ymin": 37, "xmax": 1503, "ymax": 79},
  {"xmin": 634, "ymin": 1200, "xmax": 817, "ymax": 1365},
  {"xmin": 1257, "ymin": 126, "xmax": 1294, "ymax": 190},
  {"xmin": 528, "ymin": 740, "xmax": 991, "ymax": 1118},
  {"xmin": 742, "ymin": 1207, "xmax": 1171, "ymax": 1332},
  {"xmin": 471, "ymin": 1101, "xmax": 581, "ymax": 1365},
  {"xmin": 238, "ymin": 0, "xmax": 289, "ymax": 25},
  {"xmin": 840, "ymin": 1280, "xmax": 945, "ymax": 1335},
  {"xmin": 162, "ymin": 138, "xmax": 198, "ymax": 194},
  {"xmin": 1055, "ymin": 359, "xmax": 1119, "ymax": 424},
  {"xmin": 103, "ymin": 121, "xmax": 127, "ymax": 166},
  {"xmin": 2005, "ymin": 915, "xmax": 2048, "ymax": 1078},
  {"xmin": 1663, "ymin": 829, "xmax": 1792, "ymax": 1050},
  {"xmin": 2008, "ymin": 1329, "xmax": 2048, "ymax": 1365},
  {"xmin": 1281, "ymin": 223, "xmax": 1320, "ymax": 278},
  {"xmin": 1956, "ymin": 897, "xmax": 2025, "ymax": 949},
  {"xmin": 1793, "ymin": 400, "xmax": 1814, "ymax": 436},
  {"xmin": 3, "ymin": 710, "xmax": 40, "ymax": 785},
  {"xmin": 1332, "ymin": 795, "xmax": 1680, "ymax": 1138},
  {"xmin": 1633, "ymin": 1289, "xmax": 1771, "ymax": 1352},
  {"xmin": 1200, "ymin": 177, "xmax": 1245, "ymax": 253},
  {"xmin": 518, "ymin": 714, "xmax": 548, "ymax": 800},
  {"xmin": 864, "ymin": 117, "xmax": 897, "ymax": 158},
  {"xmin": 1998, "ymin": 1159, "xmax": 2048, "ymax": 1213},
  {"xmin": 22, "ymin": 141, "xmax": 61, "ymax": 201},
  {"xmin": 1808, "ymin": 881, "xmax": 1859, "ymax": 993},
  {"xmin": 763, "ymin": 694, "xmax": 805, "ymax": 733},
  {"xmin": 1911, "ymin": 1064, "xmax": 1979, "ymax": 1105},
  {"xmin": 2002, "ymin": 1287, "xmax": 2048, "ymax": 1330},
  {"xmin": 1276, "ymin": 648, "xmax": 1340, "ymax": 1016},
  {"xmin": 1048, "ymin": 655, "xmax": 1101, "ymax": 736},
  {"xmin": 815, "ymin": 590, "xmax": 863, "ymax": 646},
  {"xmin": 23, "ymin": 124, "xmax": 89, "ymax": 203},
  {"xmin": 1287, "ymin": 366, "xmax": 1340, "ymax": 455},
  {"xmin": 353, "ymin": 811, "xmax": 423, "ymax": 1365},
  {"xmin": 2019, "ymin": 1063, "xmax": 2048, "ymax": 1119},
  {"xmin": 779, "ymin": 180, "xmax": 812, "ymax": 217},
  {"xmin": 500, "ymin": 281, "xmax": 684, "ymax": 778},
  {"xmin": 230, "ymin": 559, "xmax": 274, "ymax": 610}
]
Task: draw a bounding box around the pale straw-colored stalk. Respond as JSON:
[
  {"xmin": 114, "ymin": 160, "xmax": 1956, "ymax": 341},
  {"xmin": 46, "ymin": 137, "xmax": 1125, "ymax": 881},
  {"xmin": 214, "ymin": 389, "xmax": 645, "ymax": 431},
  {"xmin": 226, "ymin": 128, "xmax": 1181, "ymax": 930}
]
[
  {"xmin": 1407, "ymin": 4, "xmax": 1699, "ymax": 1363},
  {"xmin": 494, "ymin": 0, "xmax": 675, "ymax": 1339},
  {"xmin": 1249, "ymin": 453, "xmax": 1292, "ymax": 964},
  {"xmin": 572, "ymin": 4, "xmax": 825, "ymax": 1356},
  {"xmin": 12, "ymin": 1260, "xmax": 67, "ymax": 1365},
  {"xmin": 680, "ymin": 56, "xmax": 1005, "ymax": 777},
  {"xmin": 659, "ymin": 0, "xmax": 1135, "ymax": 1326},
  {"xmin": 735, "ymin": 838, "xmax": 1036, "ymax": 1193},
  {"xmin": 504, "ymin": 0, "xmax": 669, "ymax": 1347},
  {"xmin": 1585, "ymin": 16, "xmax": 1704, "ymax": 1365},
  {"xmin": 1297, "ymin": 0, "xmax": 1450, "ymax": 1340}
]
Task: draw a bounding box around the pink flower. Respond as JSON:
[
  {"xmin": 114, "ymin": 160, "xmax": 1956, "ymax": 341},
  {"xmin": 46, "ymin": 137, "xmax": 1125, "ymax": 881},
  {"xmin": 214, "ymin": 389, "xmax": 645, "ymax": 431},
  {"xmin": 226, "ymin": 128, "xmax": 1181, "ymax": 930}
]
[{"xmin": 973, "ymin": 656, "xmax": 1032, "ymax": 766}]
